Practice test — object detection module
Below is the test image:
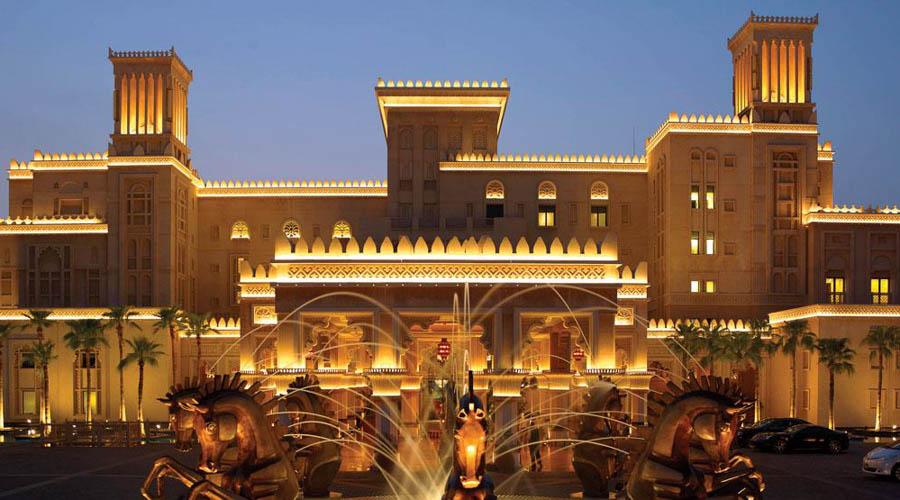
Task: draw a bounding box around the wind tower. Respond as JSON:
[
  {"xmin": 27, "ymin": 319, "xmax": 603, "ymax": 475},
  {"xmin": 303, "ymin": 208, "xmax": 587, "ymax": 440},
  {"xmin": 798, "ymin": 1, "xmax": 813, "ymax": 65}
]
[
  {"xmin": 728, "ymin": 13, "xmax": 818, "ymax": 124},
  {"xmin": 108, "ymin": 48, "xmax": 193, "ymax": 164}
]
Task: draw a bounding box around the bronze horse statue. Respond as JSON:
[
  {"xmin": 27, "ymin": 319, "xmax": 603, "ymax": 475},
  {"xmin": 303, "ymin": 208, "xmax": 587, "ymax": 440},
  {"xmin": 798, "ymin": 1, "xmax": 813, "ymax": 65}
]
[
  {"xmin": 442, "ymin": 371, "xmax": 496, "ymax": 500},
  {"xmin": 281, "ymin": 374, "xmax": 342, "ymax": 498},
  {"xmin": 572, "ymin": 377, "xmax": 637, "ymax": 497},
  {"xmin": 142, "ymin": 374, "xmax": 299, "ymax": 500},
  {"xmin": 626, "ymin": 375, "xmax": 764, "ymax": 499}
]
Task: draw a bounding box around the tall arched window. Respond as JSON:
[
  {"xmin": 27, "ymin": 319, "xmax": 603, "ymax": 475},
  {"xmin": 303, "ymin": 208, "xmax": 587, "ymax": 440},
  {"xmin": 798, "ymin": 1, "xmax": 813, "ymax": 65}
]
[
  {"xmin": 537, "ymin": 181, "xmax": 557, "ymax": 227},
  {"xmin": 74, "ymin": 349, "xmax": 101, "ymax": 417},
  {"xmin": 282, "ymin": 219, "xmax": 301, "ymax": 240},
  {"xmin": 485, "ymin": 180, "xmax": 505, "ymax": 219},
  {"xmin": 332, "ymin": 220, "xmax": 352, "ymax": 240},
  {"xmin": 127, "ymin": 184, "xmax": 152, "ymax": 226},
  {"xmin": 20, "ymin": 199, "xmax": 32, "ymax": 218},
  {"xmin": 231, "ymin": 220, "xmax": 250, "ymax": 240},
  {"xmin": 589, "ymin": 181, "xmax": 609, "ymax": 228}
]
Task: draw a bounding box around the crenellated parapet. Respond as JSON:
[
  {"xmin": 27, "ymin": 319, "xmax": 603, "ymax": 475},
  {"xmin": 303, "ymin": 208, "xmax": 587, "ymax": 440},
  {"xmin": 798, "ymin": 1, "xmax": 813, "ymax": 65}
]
[
  {"xmin": 240, "ymin": 234, "xmax": 647, "ymax": 286},
  {"xmin": 646, "ymin": 318, "xmax": 757, "ymax": 338},
  {"xmin": 376, "ymin": 77, "xmax": 508, "ymax": 89},
  {"xmin": 440, "ymin": 152, "xmax": 646, "ymax": 173},
  {"xmin": 197, "ymin": 178, "xmax": 387, "ymax": 198},
  {"xmin": 646, "ymin": 110, "xmax": 818, "ymax": 151},
  {"xmin": 817, "ymin": 141, "xmax": 834, "ymax": 161},
  {"xmin": 805, "ymin": 203, "xmax": 900, "ymax": 225},
  {"xmin": 0, "ymin": 215, "xmax": 108, "ymax": 234}
]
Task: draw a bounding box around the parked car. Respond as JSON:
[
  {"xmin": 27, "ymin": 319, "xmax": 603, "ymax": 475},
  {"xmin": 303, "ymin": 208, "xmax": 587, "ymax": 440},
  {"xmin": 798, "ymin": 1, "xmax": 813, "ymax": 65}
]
[
  {"xmin": 734, "ymin": 418, "xmax": 809, "ymax": 448},
  {"xmin": 862, "ymin": 441, "xmax": 900, "ymax": 480},
  {"xmin": 749, "ymin": 424, "xmax": 849, "ymax": 454}
]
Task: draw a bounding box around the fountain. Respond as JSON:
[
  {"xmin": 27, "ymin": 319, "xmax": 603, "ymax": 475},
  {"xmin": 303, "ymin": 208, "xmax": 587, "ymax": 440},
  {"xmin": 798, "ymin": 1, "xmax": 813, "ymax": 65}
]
[{"xmin": 140, "ymin": 283, "xmax": 765, "ymax": 499}]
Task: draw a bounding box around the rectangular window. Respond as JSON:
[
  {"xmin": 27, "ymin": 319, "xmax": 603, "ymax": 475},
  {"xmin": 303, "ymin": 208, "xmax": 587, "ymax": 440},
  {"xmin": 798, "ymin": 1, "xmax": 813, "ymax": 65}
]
[
  {"xmin": 485, "ymin": 203, "xmax": 504, "ymax": 218},
  {"xmin": 538, "ymin": 205, "xmax": 556, "ymax": 227},
  {"xmin": 569, "ymin": 203, "xmax": 578, "ymax": 225},
  {"xmin": 870, "ymin": 349, "xmax": 880, "ymax": 369},
  {"xmin": 621, "ymin": 204, "xmax": 630, "ymax": 224},
  {"xmin": 723, "ymin": 155, "xmax": 736, "ymax": 168},
  {"xmin": 705, "ymin": 280, "xmax": 716, "ymax": 293},
  {"xmin": 57, "ymin": 198, "xmax": 85, "ymax": 216},
  {"xmin": 690, "ymin": 280, "xmax": 700, "ymax": 293},
  {"xmin": 705, "ymin": 186, "xmax": 715, "ymax": 209},
  {"xmin": 895, "ymin": 390, "xmax": 900, "ymax": 410},
  {"xmin": 724, "ymin": 199, "xmax": 736, "ymax": 212},
  {"xmin": 871, "ymin": 277, "xmax": 890, "ymax": 304},
  {"xmin": 690, "ymin": 185, "xmax": 700, "ymax": 209},
  {"xmin": 590, "ymin": 205, "xmax": 608, "ymax": 228},
  {"xmin": 802, "ymin": 350, "xmax": 810, "ymax": 370},
  {"xmin": 870, "ymin": 389, "xmax": 881, "ymax": 409},
  {"xmin": 261, "ymin": 224, "xmax": 270, "ymax": 239},
  {"xmin": 705, "ymin": 233, "xmax": 715, "ymax": 255},
  {"xmin": 724, "ymin": 242, "xmax": 736, "ymax": 255},
  {"xmin": 801, "ymin": 389, "xmax": 810, "ymax": 410},
  {"xmin": 690, "ymin": 231, "xmax": 700, "ymax": 255},
  {"xmin": 516, "ymin": 203, "xmax": 525, "ymax": 218},
  {"xmin": 825, "ymin": 276, "xmax": 845, "ymax": 304}
]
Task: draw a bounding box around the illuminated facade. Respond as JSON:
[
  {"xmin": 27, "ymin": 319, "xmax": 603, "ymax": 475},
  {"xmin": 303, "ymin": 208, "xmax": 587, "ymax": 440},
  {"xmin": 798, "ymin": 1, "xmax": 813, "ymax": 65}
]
[{"xmin": 0, "ymin": 14, "xmax": 897, "ymax": 448}]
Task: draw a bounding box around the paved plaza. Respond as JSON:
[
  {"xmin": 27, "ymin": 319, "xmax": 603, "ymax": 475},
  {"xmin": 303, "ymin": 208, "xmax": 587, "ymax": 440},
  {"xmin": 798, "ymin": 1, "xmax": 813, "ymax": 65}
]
[{"xmin": 0, "ymin": 441, "xmax": 895, "ymax": 499}]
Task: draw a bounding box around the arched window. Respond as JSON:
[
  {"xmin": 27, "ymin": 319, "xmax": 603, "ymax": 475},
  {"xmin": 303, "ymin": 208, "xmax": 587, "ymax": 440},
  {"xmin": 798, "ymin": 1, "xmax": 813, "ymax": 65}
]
[
  {"xmin": 231, "ymin": 220, "xmax": 250, "ymax": 240},
  {"xmin": 399, "ymin": 128, "xmax": 413, "ymax": 150},
  {"xmin": 126, "ymin": 184, "xmax": 152, "ymax": 226},
  {"xmin": 537, "ymin": 181, "xmax": 557, "ymax": 200},
  {"xmin": 332, "ymin": 220, "xmax": 352, "ymax": 240},
  {"xmin": 485, "ymin": 180, "xmax": 505, "ymax": 200},
  {"xmin": 20, "ymin": 199, "xmax": 32, "ymax": 218},
  {"xmin": 589, "ymin": 181, "xmax": 609, "ymax": 200},
  {"xmin": 282, "ymin": 219, "xmax": 301, "ymax": 240},
  {"xmin": 537, "ymin": 181, "xmax": 557, "ymax": 227},
  {"xmin": 485, "ymin": 180, "xmax": 505, "ymax": 219},
  {"xmin": 37, "ymin": 248, "xmax": 62, "ymax": 306}
]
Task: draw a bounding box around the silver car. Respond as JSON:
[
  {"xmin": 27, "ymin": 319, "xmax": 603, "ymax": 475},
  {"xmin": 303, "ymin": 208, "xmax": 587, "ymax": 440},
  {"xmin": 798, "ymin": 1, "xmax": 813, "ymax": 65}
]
[{"xmin": 862, "ymin": 441, "xmax": 900, "ymax": 480}]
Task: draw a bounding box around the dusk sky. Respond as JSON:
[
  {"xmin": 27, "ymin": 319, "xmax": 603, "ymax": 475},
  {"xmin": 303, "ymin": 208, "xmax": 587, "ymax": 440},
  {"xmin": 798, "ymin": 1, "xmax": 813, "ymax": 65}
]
[{"xmin": 2, "ymin": 1, "xmax": 898, "ymax": 215}]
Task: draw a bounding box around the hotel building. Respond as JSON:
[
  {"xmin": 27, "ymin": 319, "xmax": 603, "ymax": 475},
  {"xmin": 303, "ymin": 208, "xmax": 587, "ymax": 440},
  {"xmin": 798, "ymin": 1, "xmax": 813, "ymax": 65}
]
[{"xmin": 0, "ymin": 14, "xmax": 897, "ymax": 457}]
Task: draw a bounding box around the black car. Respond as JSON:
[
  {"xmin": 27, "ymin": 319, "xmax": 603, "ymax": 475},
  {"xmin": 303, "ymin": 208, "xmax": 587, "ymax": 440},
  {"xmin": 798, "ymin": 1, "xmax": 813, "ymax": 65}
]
[
  {"xmin": 734, "ymin": 418, "xmax": 808, "ymax": 447},
  {"xmin": 749, "ymin": 423, "xmax": 849, "ymax": 454}
]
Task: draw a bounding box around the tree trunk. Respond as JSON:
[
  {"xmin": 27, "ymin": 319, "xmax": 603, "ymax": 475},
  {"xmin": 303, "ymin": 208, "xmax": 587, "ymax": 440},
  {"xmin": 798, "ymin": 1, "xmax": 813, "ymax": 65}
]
[
  {"xmin": 86, "ymin": 352, "xmax": 92, "ymax": 423},
  {"xmin": 138, "ymin": 360, "xmax": 145, "ymax": 437},
  {"xmin": 43, "ymin": 363, "xmax": 50, "ymax": 436},
  {"xmin": 828, "ymin": 371, "xmax": 835, "ymax": 430},
  {"xmin": 754, "ymin": 362, "xmax": 761, "ymax": 423},
  {"xmin": 789, "ymin": 351, "xmax": 796, "ymax": 418},
  {"xmin": 117, "ymin": 325, "xmax": 126, "ymax": 421},
  {"xmin": 876, "ymin": 352, "xmax": 883, "ymax": 431},
  {"xmin": 0, "ymin": 347, "xmax": 5, "ymax": 429},
  {"xmin": 196, "ymin": 334, "xmax": 202, "ymax": 379},
  {"xmin": 169, "ymin": 325, "xmax": 177, "ymax": 385}
]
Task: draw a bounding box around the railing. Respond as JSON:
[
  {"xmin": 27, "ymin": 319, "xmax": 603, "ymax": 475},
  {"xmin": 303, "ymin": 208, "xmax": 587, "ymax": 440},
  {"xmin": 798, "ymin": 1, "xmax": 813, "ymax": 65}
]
[{"xmin": 40, "ymin": 421, "xmax": 170, "ymax": 447}]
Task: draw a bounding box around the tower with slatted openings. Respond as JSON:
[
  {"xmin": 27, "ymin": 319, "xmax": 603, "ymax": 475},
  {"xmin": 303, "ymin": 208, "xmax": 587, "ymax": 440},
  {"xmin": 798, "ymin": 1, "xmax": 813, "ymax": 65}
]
[
  {"xmin": 108, "ymin": 48, "xmax": 193, "ymax": 164},
  {"xmin": 727, "ymin": 13, "xmax": 818, "ymax": 124}
]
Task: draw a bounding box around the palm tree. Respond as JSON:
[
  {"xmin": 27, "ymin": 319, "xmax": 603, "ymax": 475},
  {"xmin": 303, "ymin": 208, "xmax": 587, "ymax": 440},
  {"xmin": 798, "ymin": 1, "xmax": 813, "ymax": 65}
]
[
  {"xmin": 63, "ymin": 319, "xmax": 108, "ymax": 422},
  {"xmin": 118, "ymin": 336, "xmax": 164, "ymax": 436},
  {"xmin": 103, "ymin": 306, "xmax": 141, "ymax": 422},
  {"xmin": 25, "ymin": 340, "xmax": 57, "ymax": 434},
  {"xmin": 699, "ymin": 323, "xmax": 729, "ymax": 376},
  {"xmin": 746, "ymin": 318, "xmax": 778, "ymax": 421},
  {"xmin": 179, "ymin": 312, "xmax": 216, "ymax": 379},
  {"xmin": 153, "ymin": 307, "xmax": 181, "ymax": 385},
  {"xmin": 815, "ymin": 338, "xmax": 855, "ymax": 430},
  {"xmin": 665, "ymin": 322, "xmax": 704, "ymax": 379},
  {"xmin": 723, "ymin": 326, "xmax": 775, "ymax": 423},
  {"xmin": 0, "ymin": 323, "xmax": 21, "ymax": 428},
  {"xmin": 777, "ymin": 320, "xmax": 817, "ymax": 418},
  {"xmin": 25, "ymin": 310, "xmax": 52, "ymax": 340},
  {"xmin": 861, "ymin": 325, "xmax": 900, "ymax": 431}
]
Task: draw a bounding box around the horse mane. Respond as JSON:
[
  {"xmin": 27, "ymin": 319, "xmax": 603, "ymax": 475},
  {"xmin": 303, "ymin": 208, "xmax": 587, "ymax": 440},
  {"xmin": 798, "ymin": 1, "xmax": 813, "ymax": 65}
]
[
  {"xmin": 159, "ymin": 376, "xmax": 203, "ymax": 405},
  {"xmin": 646, "ymin": 375, "xmax": 748, "ymax": 426},
  {"xmin": 194, "ymin": 373, "xmax": 279, "ymax": 413}
]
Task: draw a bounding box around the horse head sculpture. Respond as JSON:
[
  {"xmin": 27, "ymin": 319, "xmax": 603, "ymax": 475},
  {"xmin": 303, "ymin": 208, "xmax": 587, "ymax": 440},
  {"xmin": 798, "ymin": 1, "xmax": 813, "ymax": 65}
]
[
  {"xmin": 572, "ymin": 377, "xmax": 633, "ymax": 497},
  {"xmin": 282, "ymin": 374, "xmax": 342, "ymax": 497},
  {"xmin": 143, "ymin": 373, "xmax": 300, "ymax": 500},
  {"xmin": 443, "ymin": 370, "xmax": 495, "ymax": 500},
  {"xmin": 158, "ymin": 378, "xmax": 203, "ymax": 452},
  {"xmin": 626, "ymin": 375, "xmax": 764, "ymax": 500}
]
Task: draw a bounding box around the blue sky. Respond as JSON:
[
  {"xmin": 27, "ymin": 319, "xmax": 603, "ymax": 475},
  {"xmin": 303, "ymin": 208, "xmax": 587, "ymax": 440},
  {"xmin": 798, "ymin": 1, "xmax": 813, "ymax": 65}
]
[{"xmin": 2, "ymin": 1, "xmax": 898, "ymax": 214}]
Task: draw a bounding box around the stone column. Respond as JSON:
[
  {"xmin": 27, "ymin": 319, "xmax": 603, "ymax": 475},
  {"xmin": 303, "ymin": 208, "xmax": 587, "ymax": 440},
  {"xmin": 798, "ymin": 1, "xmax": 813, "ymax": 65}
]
[{"xmin": 590, "ymin": 310, "xmax": 616, "ymax": 369}]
